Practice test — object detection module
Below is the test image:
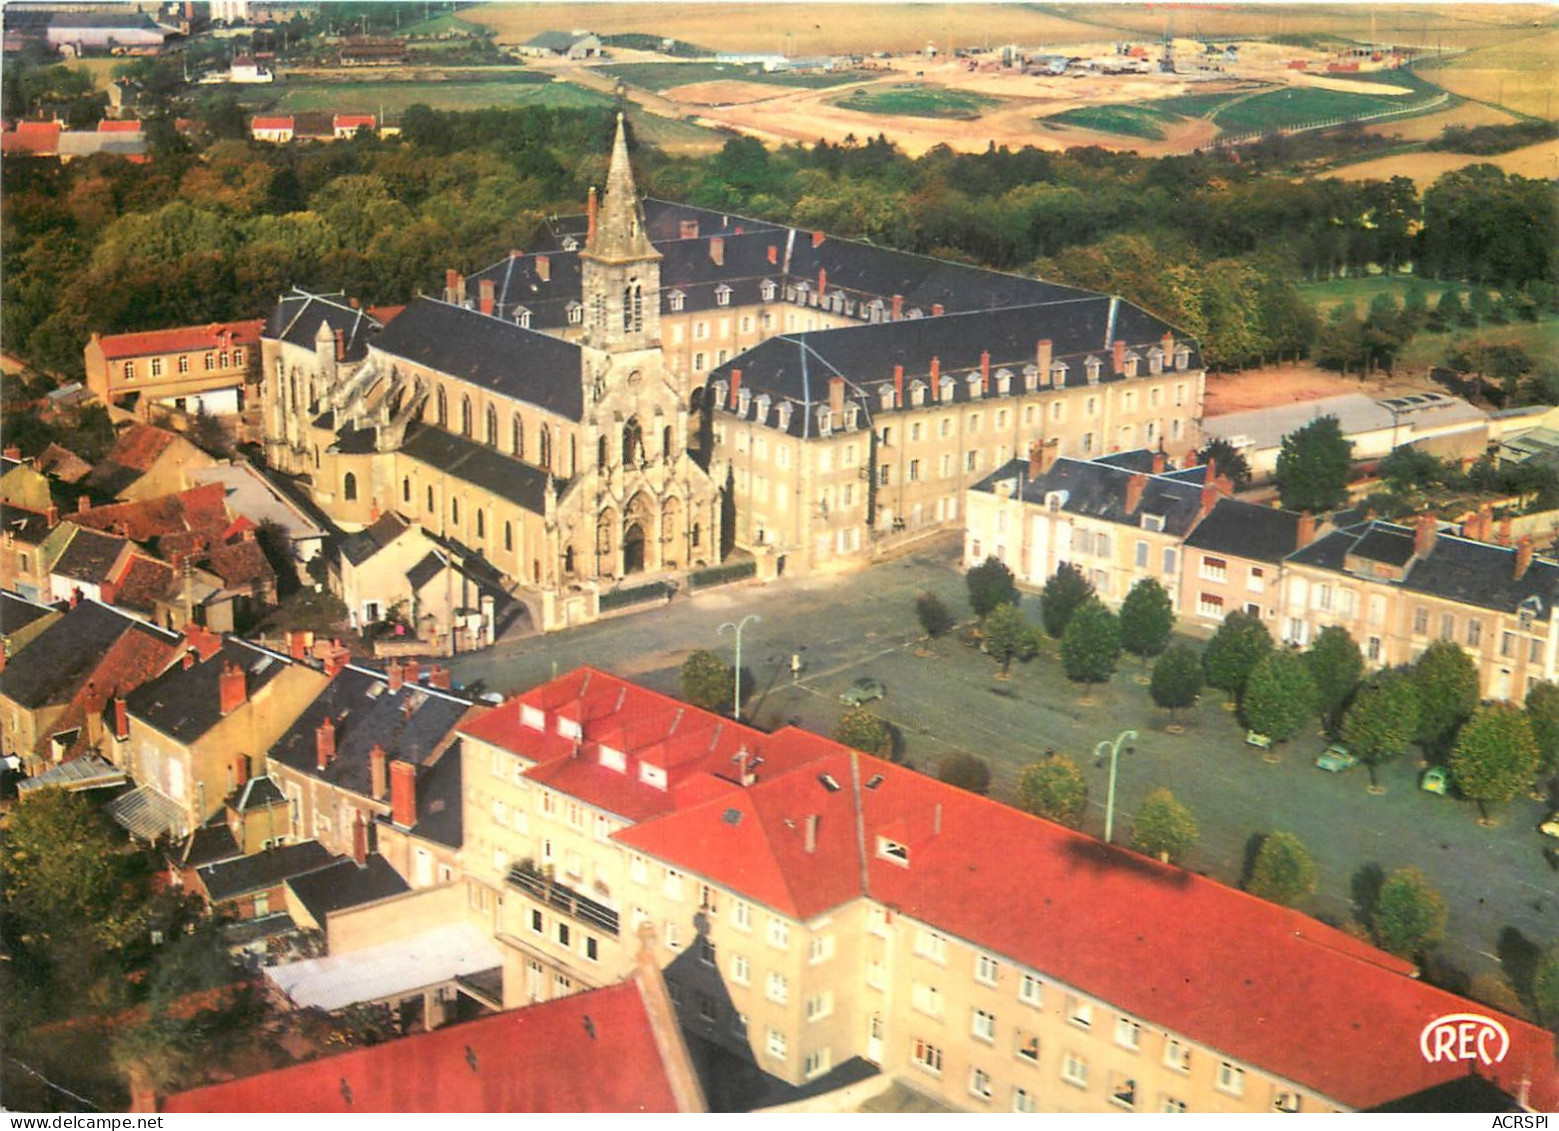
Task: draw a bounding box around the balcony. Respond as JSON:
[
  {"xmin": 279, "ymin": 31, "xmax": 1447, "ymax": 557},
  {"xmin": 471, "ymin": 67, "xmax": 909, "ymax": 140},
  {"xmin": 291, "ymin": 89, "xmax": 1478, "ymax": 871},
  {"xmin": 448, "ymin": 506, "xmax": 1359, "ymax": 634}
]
[{"xmin": 508, "ymin": 863, "xmax": 619, "ymax": 937}]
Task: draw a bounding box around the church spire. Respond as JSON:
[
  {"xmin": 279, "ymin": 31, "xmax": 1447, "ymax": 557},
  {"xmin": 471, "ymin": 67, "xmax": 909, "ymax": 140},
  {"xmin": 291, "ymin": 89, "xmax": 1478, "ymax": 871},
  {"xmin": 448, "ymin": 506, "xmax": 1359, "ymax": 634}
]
[{"xmin": 584, "ymin": 113, "xmax": 659, "ymax": 266}]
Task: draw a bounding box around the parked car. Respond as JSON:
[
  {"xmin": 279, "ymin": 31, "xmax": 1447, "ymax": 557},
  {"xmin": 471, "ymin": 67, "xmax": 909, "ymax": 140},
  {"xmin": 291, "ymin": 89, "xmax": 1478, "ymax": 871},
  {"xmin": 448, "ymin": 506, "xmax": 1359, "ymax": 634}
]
[
  {"xmin": 1541, "ymin": 812, "xmax": 1559, "ymax": 838},
  {"xmin": 840, "ymin": 677, "xmax": 886, "ymax": 705},
  {"xmin": 1244, "ymin": 730, "xmax": 1272, "ymax": 750},
  {"xmin": 1315, "ymin": 744, "xmax": 1358, "ymax": 773},
  {"xmin": 1420, "ymin": 766, "xmax": 1449, "ymax": 795}
]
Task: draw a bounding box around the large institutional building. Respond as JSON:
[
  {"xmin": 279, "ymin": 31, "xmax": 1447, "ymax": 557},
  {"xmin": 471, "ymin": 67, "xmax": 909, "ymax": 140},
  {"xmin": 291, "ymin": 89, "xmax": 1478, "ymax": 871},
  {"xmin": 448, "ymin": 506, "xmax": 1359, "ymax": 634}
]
[{"xmin": 262, "ymin": 116, "xmax": 1205, "ymax": 629}]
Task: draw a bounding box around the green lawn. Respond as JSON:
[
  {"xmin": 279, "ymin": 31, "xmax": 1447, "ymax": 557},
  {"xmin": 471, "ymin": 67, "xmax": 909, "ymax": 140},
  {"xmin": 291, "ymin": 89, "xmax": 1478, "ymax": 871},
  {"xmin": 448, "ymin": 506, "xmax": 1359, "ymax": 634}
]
[
  {"xmin": 830, "ymin": 83, "xmax": 1002, "ymax": 120},
  {"xmin": 277, "ymin": 76, "xmax": 605, "ymax": 115},
  {"xmin": 1041, "ymin": 103, "xmax": 1181, "ymax": 140},
  {"xmin": 1212, "ymin": 72, "xmax": 1443, "ymax": 135},
  {"xmin": 399, "ymin": 12, "xmax": 488, "ymax": 37},
  {"xmin": 1152, "ymin": 86, "xmax": 1272, "ymax": 118},
  {"xmin": 1397, "ymin": 315, "xmax": 1559, "ymax": 371},
  {"xmin": 1301, "ymin": 275, "xmax": 1451, "ymax": 313},
  {"xmin": 597, "ymin": 61, "xmax": 867, "ymax": 91}
]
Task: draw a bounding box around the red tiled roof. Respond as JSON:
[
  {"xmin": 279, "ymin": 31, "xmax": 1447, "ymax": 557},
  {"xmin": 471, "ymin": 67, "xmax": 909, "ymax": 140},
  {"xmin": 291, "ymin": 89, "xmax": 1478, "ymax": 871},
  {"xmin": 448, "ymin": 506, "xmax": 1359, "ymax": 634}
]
[
  {"xmin": 334, "ymin": 114, "xmax": 375, "ymax": 128},
  {"xmin": 73, "ymin": 483, "xmax": 229, "ymax": 543},
  {"xmin": 101, "ymin": 423, "xmax": 177, "ymax": 472},
  {"xmin": 97, "ymin": 119, "xmax": 141, "ymax": 133},
  {"xmin": 203, "ymin": 538, "xmax": 273, "ymax": 589},
  {"xmin": 1, "ymin": 122, "xmax": 60, "ymax": 155},
  {"xmin": 109, "ymin": 554, "xmax": 174, "ymax": 614},
  {"xmin": 162, "ymin": 977, "xmax": 684, "ymax": 1113},
  {"xmin": 94, "ymin": 320, "xmax": 264, "ymax": 362},
  {"xmin": 250, "ymin": 116, "xmax": 294, "ymax": 131},
  {"xmin": 368, "ymin": 304, "xmax": 405, "ymax": 325}
]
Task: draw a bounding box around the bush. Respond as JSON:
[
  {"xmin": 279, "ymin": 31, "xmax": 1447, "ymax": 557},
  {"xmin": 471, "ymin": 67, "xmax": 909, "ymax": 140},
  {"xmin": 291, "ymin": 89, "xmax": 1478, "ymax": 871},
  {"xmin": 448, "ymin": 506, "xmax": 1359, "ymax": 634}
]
[
  {"xmin": 1015, "ymin": 756, "xmax": 1087, "ymax": 828},
  {"xmin": 688, "ymin": 559, "xmax": 756, "ymax": 590},
  {"xmin": 835, "ymin": 706, "xmax": 889, "ymax": 755},
  {"xmin": 1039, "ymin": 563, "xmax": 1093, "ymax": 639},
  {"xmin": 966, "ymin": 556, "xmax": 1019, "ymax": 622},
  {"xmin": 1129, "ymin": 789, "xmax": 1198, "ymax": 864},
  {"xmin": 1372, "ymin": 867, "xmax": 1448, "ymax": 959},
  {"xmin": 1246, "ymin": 831, "xmax": 1318, "ymax": 907},
  {"xmin": 936, "ymin": 752, "xmax": 991, "ymax": 795},
  {"xmin": 915, "ymin": 592, "xmax": 954, "ymax": 638}
]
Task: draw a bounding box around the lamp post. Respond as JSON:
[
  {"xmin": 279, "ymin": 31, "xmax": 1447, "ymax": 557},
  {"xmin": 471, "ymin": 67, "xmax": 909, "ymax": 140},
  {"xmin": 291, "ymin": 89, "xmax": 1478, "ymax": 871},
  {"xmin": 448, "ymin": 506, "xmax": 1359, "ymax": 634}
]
[
  {"xmin": 1096, "ymin": 729, "xmax": 1137, "ymax": 845},
  {"xmin": 717, "ymin": 613, "xmax": 761, "ymax": 720}
]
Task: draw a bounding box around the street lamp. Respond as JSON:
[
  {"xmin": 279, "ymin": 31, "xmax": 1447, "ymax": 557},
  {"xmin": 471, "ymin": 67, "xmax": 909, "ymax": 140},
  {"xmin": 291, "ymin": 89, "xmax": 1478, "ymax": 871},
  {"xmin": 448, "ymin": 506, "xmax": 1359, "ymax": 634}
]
[
  {"xmin": 717, "ymin": 614, "xmax": 761, "ymax": 720},
  {"xmin": 1095, "ymin": 729, "xmax": 1137, "ymax": 845}
]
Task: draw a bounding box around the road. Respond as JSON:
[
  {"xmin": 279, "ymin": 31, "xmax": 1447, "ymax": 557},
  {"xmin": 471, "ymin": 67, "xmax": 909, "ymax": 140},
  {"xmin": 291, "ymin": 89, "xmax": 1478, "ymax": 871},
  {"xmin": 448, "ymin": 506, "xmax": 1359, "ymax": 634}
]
[{"xmin": 449, "ymin": 540, "xmax": 1559, "ymax": 989}]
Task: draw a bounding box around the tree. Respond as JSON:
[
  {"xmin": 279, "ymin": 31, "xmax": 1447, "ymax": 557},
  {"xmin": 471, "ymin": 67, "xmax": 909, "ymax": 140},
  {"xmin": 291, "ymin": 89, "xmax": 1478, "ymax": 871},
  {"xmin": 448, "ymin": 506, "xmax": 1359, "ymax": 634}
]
[
  {"xmin": 1015, "ymin": 756, "xmax": 1087, "ymax": 829},
  {"xmin": 1202, "ymin": 610, "xmax": 1273, "ymax": 701},
  {"xmin": 1412, "ymin": 639, "xmax": 1481, "ymax": 754},
  {"xmin": 1372, "ymin": 867, "xmax": 1448, "ymax": 959},
  {"xmin": 914, "ymin": 592, "xmax": 954, "ymax": 639},
  {"xmin": 1305, "ymin": 625, "xmax": 1364, "ymax": 732},
  {"xmin": 936, "ymin": 752, "xmax": 991, "ymax": 795},
  {"xmin": 1130, "ymin": 788, "xmax": 1198, "ymax": 864},
  {"xmin": 966, "ymin": 555, "xmax": 1019, "ymax": 623},
  {"xmin": 1060, "ymin": 599, "xmax": 1121, "ymax": 690},
  {"xmin": 1534, "ymin": 942, "xmax": 1559, "ymax": 1029},
  {"xmin": 1150, "ymin": 644, "xmax": 1203, "ymax": 724},
  {"xmin": 1451, "ymin": 704, "xmax": 1540, "ymax": 823},
  {"xmin": 1119, "ymin": 578, "xmax": 1175, "ymax": 662},
  {"xmin": 679, "ymin": 649, "xmax": 737, "ymax": 714},
  {"xmin": 982, "ymin": 602, "xmax": 1030, "ymax": 676},
  {"xmin": 1241, "ymin": 651, "xmax": 1318, "ymax": 743},
  {"xmin": 1195, "ymin": 437, "xmax": 1251, "ymax": 491},
  {"xmin": 1274, "ymin": 415, "xmax": 1353, "ymax": 513},
  {"xmin": 1524, "ymin": 680, "xmax": 1559, "ymax": 781},
  {"xmin": 1246, "ymin": 832, "xmax": 1319, "ymax": 907},
  {"xmin": 1342, "ymin": 673, "xmax": 1421, "ymax": 788},
  {"xmin": 1038, "ymin": 562, "xmax": 1094, "ymax": 639},
  {"xmin": 835, "ymin": 706, "xmax": 889, "ymax": 756}
]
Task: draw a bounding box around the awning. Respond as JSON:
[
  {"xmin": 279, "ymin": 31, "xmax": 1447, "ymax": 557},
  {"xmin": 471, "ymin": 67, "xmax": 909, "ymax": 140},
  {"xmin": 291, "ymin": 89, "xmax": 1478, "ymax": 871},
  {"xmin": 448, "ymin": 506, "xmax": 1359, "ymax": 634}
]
[
  {"xmin": 105, "ymin": 783, "xmax": 188, "ymax": 842},
  {"xmin": 267, "ymin": 923, "xmax": 501, "ymax": 1012},
  {"xmin": 16, "ymin": 755, "xmax": 126, "ymax": 796}
]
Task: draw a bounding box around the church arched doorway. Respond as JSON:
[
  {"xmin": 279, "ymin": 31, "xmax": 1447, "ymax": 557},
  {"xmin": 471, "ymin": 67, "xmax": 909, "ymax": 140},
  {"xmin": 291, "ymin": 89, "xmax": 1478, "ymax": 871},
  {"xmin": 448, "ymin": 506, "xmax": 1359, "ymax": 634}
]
[{"xmin": 623, "ymin": 522, "xmax": 646, "ymax": 575}]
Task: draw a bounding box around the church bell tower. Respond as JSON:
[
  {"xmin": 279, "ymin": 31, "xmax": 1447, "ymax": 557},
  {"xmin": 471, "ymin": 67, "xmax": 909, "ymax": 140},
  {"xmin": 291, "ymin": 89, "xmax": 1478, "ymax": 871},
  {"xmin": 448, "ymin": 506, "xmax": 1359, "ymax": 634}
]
[{"xmin": 579, "ymin": 113, "xmax": 662, "ymax": 354}]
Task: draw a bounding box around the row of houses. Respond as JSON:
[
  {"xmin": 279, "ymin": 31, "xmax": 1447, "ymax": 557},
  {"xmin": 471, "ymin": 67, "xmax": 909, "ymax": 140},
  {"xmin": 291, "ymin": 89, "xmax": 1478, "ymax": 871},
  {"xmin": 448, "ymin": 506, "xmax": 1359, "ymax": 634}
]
[
  {"xmin": 965, "ymin": 447, "xmax": 1559, "ymax": 702},
  {"xmin": 250, "ymin": 112, "xmax": 380, "ymax": 143},
  {"xmin": 0, "ymin": 117, "xmax": 148, "ymax": 162}
]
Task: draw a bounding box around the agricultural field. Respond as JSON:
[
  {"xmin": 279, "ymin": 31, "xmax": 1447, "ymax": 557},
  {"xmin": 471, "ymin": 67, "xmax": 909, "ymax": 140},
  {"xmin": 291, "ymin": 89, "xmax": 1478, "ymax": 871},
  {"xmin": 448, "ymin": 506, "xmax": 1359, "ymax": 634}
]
[
  {"xmin": 598, "ymin": 62, "xmax": 864, "ymax": 91},
  {"xmin": 1360, "ymin": 98, "xmax": 1518, "ymax": 141},
  {"xmin": 1397, "ymin": 315, "xmax": 1559, "ymax": 373},
  {"xmin": 276, "ymin": 75, "xmax": 608, "ymax": 116},
  {"xmin": 829, "ymin": 83, "xmax": 1002, "ymax": 120},
  {"xmin": 1209, "ymin": 77, "xmax": 1441, "ymax": 136},
  {"xmin": 1318, "ymin": 138, "xmax": 1559, "ymax": 187},
  {"xmin": 397, "ymin": 12, "xmax": 492, "ymax": 38},
  {"xmin": 1041, "ymin": 103, "xmax": 1180, "ymax": 140},
  {"xmin": 1417, "ymin": 29, "xmax": 1559, "ymax": 119}
]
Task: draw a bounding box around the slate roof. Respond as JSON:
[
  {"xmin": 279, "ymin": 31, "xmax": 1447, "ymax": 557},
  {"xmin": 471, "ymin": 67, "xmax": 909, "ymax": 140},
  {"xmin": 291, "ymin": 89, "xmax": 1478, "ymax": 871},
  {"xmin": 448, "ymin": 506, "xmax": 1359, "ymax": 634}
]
[
  {"xmin": 1183, "ymin": 498, "xmax": 1304, "ymax": 563},
  {"xmin": 0, "ymin": 592, "xmax": 55, "ymax": 637},
  {"xmin": 179, "ymin": 819, "xmax": 241, "ymax": 871},
  {"xmin": 263, "ymin": 289, "xmax": 383, "ymax": 361},
  {"xmin": 405, "ymin": 550, "xmax": 446, "ymax": 592},
  {"xmin": 125, "ymin": 638, "xmax": 292, "ymax": 745},
  {"xmin": 1405, "ymin": 533, "xmax": 1559, "ymax": 616},
  {"xmin": 286, "ymin": 854, "xmax": 409, "ymax": 924},
  {"xmin": 370, "ymin": 298, "xmax": 584, "ymax": 421},
  {"xmin": 0, "ymin": 600, "xmax": 163, "ymax": 709},
  {"xmin": 973, "ymin": 453, "xmax": 1207, "ymax": 537},
  {"xmin": 268, "ymin": 665, "xmax": 470, "ymax": 799},
  {"xmin": 389, "ymin": 743, "xmax": 462, "ymax": 849},
  {"xmin": 1288, "ymin": 522, "xmax": 1376, "ymax": 573},
  {"xmin": 51, "ymin": 527, "xmax": 126, "ymax": 585},
  {"xmin": 0, "ymin": 506, "xmax": 52, "ymax": 547},
  {"xmin": 197, "ymin": 840, "xmax": 338, "ymax": 903},
  {"xmin": 233, "ymin": 775, "xmax": 286, "ymax": 812},
  {"xmin": 399, "ymin": 424, "xmax": 561, "ymax": 514},
  {"xmin": 339, "ymin": 512, "xmax": 410, "ymax": 567}
]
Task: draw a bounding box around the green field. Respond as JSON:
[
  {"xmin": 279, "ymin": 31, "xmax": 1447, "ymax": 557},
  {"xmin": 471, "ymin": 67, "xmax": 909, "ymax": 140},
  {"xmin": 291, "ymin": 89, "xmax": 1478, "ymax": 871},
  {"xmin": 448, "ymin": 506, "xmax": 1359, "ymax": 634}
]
[
  {"xmin": 1398, "ymin": 316, "xmax": 1559, "ymax": 372},
  {"xmin": 597, "ymin": 61, "xmax": 866, "ymax": 91},
  {"xmin": 277, "ymin": 76, "xmax": 608, "ymax": 115},
  {"xmin": 1041, "ymin": 103, "xmax": 1181, "ymax": 140},
  {"xmin": 1214, "ymin": 69, "xmax": 1444, "ymax": 135},
  {"xmin": 1301, "ymin": 275, "xmax": 1453, "ymax": 313},
  {"xmin": 1152, "ymin": 85, "xmax": 1272, "ymax": 118},
  {"xmin": 830, "ymin": 83, "xmax": 1002, "ymax": 120},
  {"xmin": 398, "ymin": 12, "xmax": 489, "ymax": 37}
]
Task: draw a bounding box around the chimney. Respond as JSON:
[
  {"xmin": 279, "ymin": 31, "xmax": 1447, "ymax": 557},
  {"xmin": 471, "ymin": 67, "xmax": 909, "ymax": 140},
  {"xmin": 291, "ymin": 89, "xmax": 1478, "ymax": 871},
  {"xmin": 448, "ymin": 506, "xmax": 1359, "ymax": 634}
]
[
  {"xmin": 324, "ymin": 639, "xmax": 348, "ymax": 677},
  {"xmin": 404, "ymin": 659, "xmax": 420, "ymax": 685},
  {"xmin": 1152, "ymin": 450, "xmax": 1166, "ymax": 475},
  {"xmin": 69, "ymin": 586, "xmax": 80, "ymax": 609},
  {"xmin": 351, "ymin": 811, "xmax": 368, "ymax": 866},
  {"xmin": 1515, "ymin": 534, "xmax": 1534, "ymax": 580},
  {"xmin": 1477, "ymin": 501, "xmax": 1494, "ymax": 542},
  {"xmin": 1028, "ymin": 441, "xmax": 1041, "ymax": 479},
  {"xmin": 445, "ymin": 268, "xmax": 458, "ymax": 302},
  {"xmin": 1162, "ymin": 331, "xmax": 1175, "ymax": 359},
  {"xmin": 680, "ymin": 219, "xmax": 699, "ymax": 239},
  {"xmin": 1125, "ymin": 472, "xmax": 1146, "ymax": 514},
  {"xmin": 1414, "ymin": 514, "xmax": 1438, "ymax": 559},
  {"xmin": 1112, "ymin": 339, "xmax": 1127, "ymax": 376},
  {"xmin": 2, "ymin": 446, "xmax": 17, "ymax": 460},
  {"xmin": 390, "ymin": 759, "xmax": 417, "ymax": 827},
  {"xmin": 182, "ymin": 648, "xmax": 196, "ymax": 670},
  {"xmin": 1037, "ymin": 339, "xmax": 1052, "ymax": 381},
  {"xmin": 586, "ymin": 186, "xmax": 598, "ymax": 243},
  {"xmin": 817, "ymin": 267, "xmax": 827, "ymax": 295},
  {"xmin": 829, "ymin": 376, "xmax": 846, "ymax": 418},
  {"xmin": 370, "ymin": 743, "xmax": 388, "ymax": 800},
  {"xmin": 234, "ymin": 753, "xmax": 250, "ymax": 788},
  {"xmin": 1497, "ymin": 517, "xmax": 1513, "ymax": 546},
  {"xmin": 387, "ymin": 659, "xmax": 403, "ymax": 692},
  {"xmin": 114, "ymin": 697, "xmax": 129, "ymax": 740},
  {"xmin": 980, "ymin": 350, "xmax": 990, "ymax": 394},
  {"xmin": 334, "ymin": 327, "xmax": 345, "ymax": 361},
  {"xmin": 766, "ymin": 244, "xmax": 777, "ymax": 266},
  {"xmin": 930, "ymin": 355, "xmax": 941, "ymax": 391},
  {"xmin": 315, "ymin": 716, "xmax": 336, "ymax": 771},
  {"xmin": 509, "ymin": 248, "xmax": 524, "ymax": 259},
  {"xmin": 893, "ymin": 364, "xmax": 904, "ymax": 408},
  {"xmin": 933, "ymin": 802, "xmax": 943, "ymax": 835},
  {"xmin": 479, "ymin": 278, "xmax": 495, "ymax": 316},
  {"xmin": 535, "ymin": 254, "xmax": 551, "ymax": 283},
  {"xmin": 931, "ymin": 302, "xmax": 944, "ymax": 317},
  {"xmin": 44, "ymin": 504, "xmax": 59, "ymax": 529},
  {"xmin": 456, "ymin": 274, "xmax": 466, "ymax": 306},
  {"xmin": 804, "ymin": 813, "xmax": 819, "ymax": 854},
  {"xmin": 710, "ymin": 237, "xmax": 725, "ymax": 266},
  {"xmin": 729, "ymin": 369, "xmax": 742, "ymax": 410},
  {"xmin": 1200, "ymin": 459, "xmax": 1218, "ymax": 518},
  {"xmin": 811, "ymin": 230, "xmax": 824, "ymax": 249},
  {"xmin": 78, "ymin": 495, "xmax": 91, "ymax": 513},
  {"xmin": 429, "ymin": 665, "xmax": 451, "ymax": 690},
  {"xmin": 219, "ymin": 661, "xmax": 246, "ymax": 715},
  {"xmin": 891, "ymin": 294, "xmax": 903, "ymax": 320},
  {"xmin": 287, "ymin": 630, "xmax": 307, "ymax": 660}
]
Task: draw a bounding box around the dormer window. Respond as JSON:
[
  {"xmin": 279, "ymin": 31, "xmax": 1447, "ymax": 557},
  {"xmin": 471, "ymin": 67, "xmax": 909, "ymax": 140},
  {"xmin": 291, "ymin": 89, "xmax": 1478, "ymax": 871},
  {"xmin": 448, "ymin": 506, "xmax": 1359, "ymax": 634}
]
[
  {"xmin": 668, "ymin": 289, "xmax": 686, "ymax": 312},
  {"xmin": 879, "ymin": 385, "xmax": 895, "ymax": 410},
  {"xmin": 909, "ymin": 380, "xmax": 927, "ymax": 407},
  {"xmin": 1124, "ymin": 351, "xmax": 1141, "ymax": 378},
  {"xmin": 906, "ymin": 307, "xmax": 924, "ymax": 320},
  {"xmin": 876, "ymin": 836, "xmax": 909, "ymax": 866},
  {"xmin": 967, "ymin": 373, "xmax": 983, "ymax": 399},
  {"xmin": 566, "ymin": 301, "xmax": 583, "ymax": 325},
  {"xmin": 1085, "ymin": 357, "xmax": 1102, "ymax": 384},
  {"xmin": 760, "ymin": 279, "xmax": 778, "ymax": 301},
  {"xmin": 599, "ymin": 745, "xmax": 626, "ymax": 773},
  {"xmin": 1174, "ymin": 346, "xmax": 1192, "ymax": 371},
  {"xmin": 562, "ymin": 236, "xmax": 580, "ymax": 252},
  {"xmin": 514, "ymin": 306, "xmax": 532, "ymax": 329},
  {"xmin": 638, "ymin": 762, "xmax": 668, "ymax": 790},
  {"xmin": 867, "ymin": 298, "xmax": 886, "ymax": 323},
  {"xmin": 816, "ymin": 405, "xmax": 833, "ymax": 436},
  {"xmin": 829, "ymin": 290, "xmax": 846, "ymax": 314},
  {"xmin": 715, "ymin": 284, "xmax": 732, "ymax": 307},
  {"xmin": 939, "ymin": 375, "xmax": 956, "ymax": 403},
  {"xmin": 793, "ymin": 282, "xmax": 810, "ymax": 304},
  {"xmin": 737, "ymin": 389, "xmax": 751, "ymax": 416},
  {"xmin": 521, "ymin": 704, "xmax": 546, "ymax": 731},
  {"xmin": 1148, "ymin": 347, "xmax": 1165, "ymax": 375},
  {"xmin": 1142, "ymin": 513, "xmax": 1165, "ymax": 533},
  {"xmin": 711, "ymin": 380, "xmax": 728, "ymax": 409},
  {"xmin": 1050, "ymin": 360, "xmax": 1069, "ymax": 386},
  {"xmin": 557, "ymin": 717, "xmax": 582, "ymax": 741},
  {"xmin": 1022, "ymin": 365, "xmax": 1039, "ymax": 391},
  {"xmin": 1045, "ymin": 490, "xmax": 1069, "ymax": 511},
  {"xmin": 996, "ymin": 368, "xmax": 1013, "ymax": 395},
  {"xmin": 754, "ymin": 394, "xmax": 771, "ymax": 423},
  {"xmin": 845, "ymin": 404, "xmax": 860, "ymax": 431},
  {"xmin": 776, "ymin": 403, "xmax": 794, "ymax": 431}
]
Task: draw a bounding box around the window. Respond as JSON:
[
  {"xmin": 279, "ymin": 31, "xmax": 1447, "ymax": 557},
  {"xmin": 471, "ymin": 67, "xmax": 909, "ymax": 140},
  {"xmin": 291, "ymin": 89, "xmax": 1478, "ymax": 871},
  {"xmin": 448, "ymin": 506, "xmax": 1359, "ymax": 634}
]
[
  {"xmin": 204, "ymin": 352, "xmax": 215, "ymax": 371},
  {"xmin": 1274, "ymin": 1090, "xmax": 1301, "ymax": 1113},
  {"xmin": 733, "ymin": 900, "xmax": 752, "ymax": 931},
  {"xmin": 1502, "ymin": 631, "xmax": 1516, "ymax": 658},
  {"xmin": 1019, "ymin": 973, "xmax": 1043, "ymax": 1006},
  {"xmin": 1200, "ymin": 556, "xmax": 1228, "ymax": 582},
  {"xmin": 803, "ymin": 1049, "xmax": 831, "ymax": 1080},
  {"xmin": 1115, "ymin": 1017, "xmax": 1141, "ymax": 1050},
  {"xmin": 766, "ymin": 971, "xmax": 788, "ymax": 1004},
  {"xmin": 766, "ymin": 1028, "xmax": 788, "ymax": 1061},
  {"xmin": 177, "ymin": 355, "xmax": 189, "ymax": 373},
  {"xmin": 1216, "ymin": 1062, "xmax": 1245, "ymax": 1097},
  {"xmin": 556, "ymin": 921, "xmax": 571, "ymax": 947},
  {"xmin": 972, "ymin": 1008, "xmax": 996, "ymax": 1043},
  {"xmin": 805, "ymin": 991, "xmax": 833, "ymax": 1021},
  {"xmin": 1197, "ymin": 592, "xmax": 1225, "ymax": 620},
  {"xmin": 150, "ymin": 357, "xmax": 163, "ymax": 377},
  {"xmin": 767, "ymin": 918, "xmax": 789, "ymax": 950},
  {"xmin": 699, "ymin": 883, "xmax": 719, "ymax": 914},
  {"xmin": 1062, "ymin": 1052, "xmax": 1089, "ymax": 1088},
  {"xmin": 1013, "ymin": 1088, "xmax": 1036, "ymax": 1114},
  {"xmin": 911, "ymin": 982, "xmax": 942, "ymax": 1017},
  {"xmin": 1066, "ymin": 995, "xmax": 1092, "ymax": 1029},
  {"xmin": 530, "ymin": 908, "xmax": 544, "ymax": 934},
  {"xmin": 123, "ymin": 361, "xmax": 136, "ymax": 380},
  {"xmin": 1110, "ymin": 1073, "xmax": 1137, "ymax": 1109},
  {"xmin": 908, "ymin": 458, "xmax": 920, "ymax": 482},
  {"xmin": 342, "ymin": 472, "xmax": 357, "ymax": 502},
  {"xmin": 1162, "ymin": 1097, "xmax": 1188, "ymax": 1114},
  {"xmin": 585, "ymin": 937, "xmax": 598, "ymax": 962},
  {"xmin": 975, "ymin": 954, "xmax": 999, "ymax": 986},
  {"xmin": 866, "ymin": 958, "xmax": 887, "ymax": 990},
  {"xmin": 663, "ymin": 868, "xmax": 684, "ymax": 900},
  {"xmin": 697, "ymin": 937, "xmax": 715, "ymax": 967},
  {"xmin": 665, "ymin": 921, "xmax": 680, "ymax": 951},
  {"xmin": 1016, "ymin": 1028, "xmax": 1040, "ymax": 1063},
  {"xmin": 512, "ymin": 414, "xmax": 524, "ymax": 457},
  {"xmin": 1135, "ymin": 540, "xmax": 1148, "ymax": 569},
  {"xmin": 1467, "ymin": 619, "xmax": 1483, "ymax": 647},
  {"xmin": 1440, "ymin": 613, "xmax": 1455, "ymax": 641},
  {"xmin": 912, "ymin": 1039, "xmax": 943, "ymax": 1076},
  {"xmin": 969, "ymin": 1067, "xmax": 993, "ymax": 1101},
  {"xmin": 731, "ymin": 954, "xmax": 750, "ymax": 985},
  {"xmin": 808, "ymin": 935, "xmax": 834, "ymax": 964},
  {"xmin": 965, "ymin": 450, "xmax": 979, "ymax": 473},
  {"xmin": 914, "ymin": 929, "xmax": 948, "ymax": 964},
  {"xmin": 1163, "ymin": 1039, "xmax": 1191, "ymax": 1073}
]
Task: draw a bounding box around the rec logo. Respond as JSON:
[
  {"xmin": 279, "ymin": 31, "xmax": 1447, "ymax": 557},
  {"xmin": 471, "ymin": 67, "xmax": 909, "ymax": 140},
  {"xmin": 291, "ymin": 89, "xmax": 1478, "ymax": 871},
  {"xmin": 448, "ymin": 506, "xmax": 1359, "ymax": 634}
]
[{"xmin": 1419, "ymin": 1012, "xmax": 1509, "ymax": 1067}]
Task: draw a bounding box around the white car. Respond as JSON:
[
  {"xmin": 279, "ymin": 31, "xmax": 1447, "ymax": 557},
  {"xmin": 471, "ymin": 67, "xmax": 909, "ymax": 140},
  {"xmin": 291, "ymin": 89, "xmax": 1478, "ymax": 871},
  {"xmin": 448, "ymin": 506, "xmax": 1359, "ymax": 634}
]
[{"xmin": 1541, "ymin": 813, "xmax": 1559, "ymax": 839}]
